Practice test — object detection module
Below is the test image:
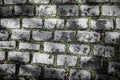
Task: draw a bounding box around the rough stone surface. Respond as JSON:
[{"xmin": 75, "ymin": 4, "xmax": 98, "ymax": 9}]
[
  {"xmin": 116, "ymin": 18, "xmax": 120, "ymax": 29},
  {"xmin": 29, "ymin": 0, "xmax": 49, "ymax": 4},
  {"xmin": 81, "ymin": 0, "xmax": 109, "ymax": 3},
  {"xmin": 110, "ymin": 0, "xmax": 120, "ymax": 2},
  {"xmin": 0, "ymin": 51, "xmax": 5, "ymax": 60},
  {"xmin": 0, "ymin": 41, "xmax": 16, "ymax": 49},
  {"xmin": 53, "ymin": 0, "xmax": 81, "ymax": 3},
  {"xmin": 4, "ymin": 0, "xmax": 27, "ymax": 4},
  {"xmin": 0, "ymin": 30, "xmax": 9, "ymax": 41}
]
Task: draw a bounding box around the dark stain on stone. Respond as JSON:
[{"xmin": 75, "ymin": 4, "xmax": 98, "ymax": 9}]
[
  {"xmin": 69, "ymin": 32, "xmax": 76, "ymax": 42},
  {"xmin": 96, "ymin": 20, "xmax": 107, "ymax": 30},
  {"xmin": 60, "ymin": 32, "xmax": 68, "ymax": 42},
  {"xmin": 68, "ymin": 21, "xmax": 79, "ymax": 29}
]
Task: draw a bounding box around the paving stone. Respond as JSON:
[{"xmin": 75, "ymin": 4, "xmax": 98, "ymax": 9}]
[
  {"xmin": 44, "ymin": 67, "xmax": 65, "ymax": 80},
  {"xmin": 58, "ymin": 5, "xmax": 79, "ymax": 16},
  {"xmin": 91, "ymin": 19, "xmax": 114, "ymax": 30},
  {"xmin": 0, "ymin": 30, "xmax": 9, "ymax": 41},
  {"xmin": 29, "ymin": 0, "xmax": 49, "ymax": 4},
  {"xmin": 80, "ymin": 5, "xmax": 100, "ymax": 16},
  {"xmin": 81, "ymin": 0, "xmax": 109, "ymax": 3},
  {"xmin": 19, "ymin": 42, "xmax": 40, "ymax": 50},
  {"xmin": 11, "ymin": 29, "xmax": 30, "ymax": 40},
  {"xmin": 54, "ymin": 31, "xmax": 76, "ymax": 42},
  {"xmin": 32, "ymin": 53, "xmax": 54, "ymax": 64},
  {"xmin": 8, "ymin": 51, "xmax": 30, "ymax": 63},
  {"xmin": 22, "ymin": 18, "xmax": 42, "ymax": 28},
  {"xmin": 110, "ymin": 0, "xmax": 120, "ymax": 2},
  {"xmin": 116, "ymin": 18, "xmax": 120, "ymax": 29},
  {"xmin": 57, "ymin": 55, "xmax": 78, "ymax": 66},
  {"xmin": 1, "ymin": 18, "xmax": 20, "ymax": 28},
  {"xmin": 4, "ymin": 0, "xmax": 27, "ymax": 4},
  {"xmin": 19, "ymin": 65, "xmax": 41, "ymax": 77},
  {"xmin": 36, "ymin": 5, "xmax": 56, "ymax": 16},
  {"xmin": 95, "ymin": 74, "xmax": 108, "ymax": 80},
  {"xmin": 44, "ymin": 19, "xmax": 64, "ymax": 29},
  {"xmin": 44, "ymin": 42, "xmax": 66, "ymax": 52},
  {"xmin": 0, "ymin": 51, "xmax": 5, "ymax": 60},
  {"xmin": 77, "ymin": 31, "xmax": 100, "ymax": 43},
  {"xmin": 80, "ymin": 57, "xmax": 103, "ymax": 70},
  {"xmin": 93, "ymin": 45, "xmax": 115, "ymax": 57},
  {"xmin": 69, "ymin": 69, "xmax": 91, "ymax": 80},
  {"xmin": 0, "ymin": 41, "xmax": 16, "ymax": 49}
]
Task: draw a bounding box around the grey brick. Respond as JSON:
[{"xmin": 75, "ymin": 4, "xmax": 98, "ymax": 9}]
[
  {"xmin": 57, "ymin": 55, "xmax": 78, "ymax": 66},
  {"xmin": 32, "ymin": 31, "xmax": 52, "ymax": 41},
  {"xmin": 19, "ymin": 65, "xmax": 41, "ymax": 77},
  {"xmin": 95, "ymin": 74, "xmax": 108, "ymax": 80},
  {"xmin": 77, "ymin": 31, "xmax": 100, "ymax": 43},
  {"xmin": 0, "ymin": 41, "xmax": 16, "ymax": 49},
  {"xmin": 69, "ymin": 69, "xmax": 91, "ymax": 80},
  {"xmin": 1, "ymin": 19, "xmax": 20, "ymax": 28},
  {"xmin": 67, "ymin": 18, "xmax": 88, "ymax": 29},
  {"xmin": 0, "ymin": 6, "xmax": 13, "ymax": 16},
  {"xmin": 81, "ymin": 0, "xmax": 109, "ymax": 3},
  {"xmin": 54, "ymin": 31, "xmax": 76, "ymax": 42},
  {"xmin": 44, "ymin": 19, "xmax": 64, "ymax": 29},
  {"xmin": 110, "ymin": 0, "xmax": 120, "ymax": 2},
  {"xmin": 58, "ymin": 5, "xmax": 79, "ymax": 16},
  {"xmin": 19, "ymin": 42, "xmax": 40, "ymax": 50},
  {"xmin": 93, "ymin": 45, "xmax": 115, "ymax": 57},
  {"xmin": 14, "ymin": 5, "xmax": 34, "ymax": 16},
  {"xmin": 8, "ymin": 51, "xmax": 30, "ymax": 63},
  {"xmin": 36, "ymin": 5, "xmax": 56, "ymax": 16},
  {"xmin": 80, "ymin": 57, "xmax": 103, "ymax": 70},
  {"xmin": 91, "ymin": 19, "xmax": 114, "ymax": 30},
  {"xmin": 0, "ymin": 30, "xmax": 9, "ymax": 41},
  {"xmin": 32, "ymin": 53, "xmax": 54, "ymax": 64},
  {"xmin": 69, "ymin": 44, "xmax": 90, "ymax": 55},
  {"xmin": 80, "ymin": 5, "xmax": 100, "ymax": 16},
  {"xmin": 11, "ymin": 29, "xmax": 30, "ymax": 40},
  {"xmin": 4, "ymin": 0, "xmax": 26, "ymax": 4},
  {"xmin": 0, "ymin": 52, "xmax": 5, "ymax": 60},
  {"xmin": 53, "ymin": 0, "xmax": 81, "ymax": 3},
  {"xmin": 102, "ymin": 5, "xmax": 120, "ymax": 16},
  {"xmin": 3, "ymin": 77, "xmax": 25, "ymax": 80},
  {"xmin": 44, "ymin": 42, "xmax": 66, "ymax": 52},
  {"xmin": 29, "ymin": 0, "xmax": 49, "ymax": 4},
  {"xmin": 44, "ymin": 67, "xmax": 65, "ymax": 80},
  {"xmin": 22, "ymin": 18, "xmax": 42, "ymax": 28},
  {"xmin": 116, "ymin": 18, "xmax": 120, "ymax": 29}
]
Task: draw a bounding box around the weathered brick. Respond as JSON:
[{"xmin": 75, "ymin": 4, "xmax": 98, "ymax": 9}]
[
  {"xmin": 93, "ymin": 45, "xmax": 115, "ymax": 57},
  {"xmin": 69, "ymin": 44, "xmax": 90, "ymax": 55},
  {"xmin": 14, "ymin": 5, "xmax": 34, "ymax": 16},
  {"xmin": 36, "ymin": 5, "xmax": 56, "ymax": 16},
  {"xmin": 80, "ymin": 57, "xmax": 103, "ymax": 70},
  {"xmin": 8, "ymin": 51, "xmax": 30, "ymax": 63},
  {"xmin": 0, "ymin": 52, "xmax": 5, "ymax": 60},
  {"xmin": 19, "ymin": 42, "xmax": 40, "ymax": 50},
  {"xmin": 22, "ymin": 18, "xmax": 42, "ymax": 28},
  {"xmin": 32, "ymin": 31, "xmax": 52, "ymax": 41},
  {"xmin": 1, "ymin": 19, "xmax": 20, "ymax": 28},
  {"xmin": 19, "ymin": 65, "xmax": 41, "ymax": 77},
  {"xmin": 44, "ymin": 67, "xmax": 65, "ymax": 79},
  {"xmin": 116, "ymin": 18, "xmax": 120, "ymax": 29},
  {"xmin": 3, "ymin": 77, "xmax": 25, "ymax": 80},
  {"xmin": 0, "ymin": 6, "xmax": 13, "ymax": 16},
  {"xmin": 95, "ymin": 74, "xmax": 108, "ymax": 80},
  {"xmin": 0, "ymin": 30, "xmax": 9, "ymax": 41},
  {"xmin": 80, "ymin": 5, "xmax": 100, "ymax": 16},
  {"xmin": 57, "ymin": 55, "xmax": 78, "ymax": 66},
  {"xmin": 32, "ymin": 53, "xmax": 54, "ymax": 64},
  {"xmin": 67, "ymin": 18, "xmax": 88, "ymax": 29},
  {"xmin": 53, "ymin": 0, "xmax": 81, "ymax": 3},
  {"xmin": 44, "ymin": 42, "xmax": 66, "ymax": 52},
  {"xmin": 102, "ymin": 5, "xmax": 120, "ymax": 16},
  {"xmin": 110, "ymin": 0, "xmax": 120, "ymax": 2},
  {"xmin": 29, "ymin": 0, "xmax": 49, "ymax": 4},
  {"xmin": 69, "ymin": 69, "xmax": 91, "ymax": 80},
  {"xmin": 44, "ymin": 19, "xmax": 64, "ymax": 29},
  {"xmin": 58, "ymin": 5, "xmax": 79, "ymax": 16},
  {"xmin": 77, "ymin": 31, "xmax": 100, "ymax": 42},
  {"xmin": 91, "ymin": 19, "xmax": 114, "ymax": 30},
  {"xmin": 54, "ymin": 31, "xmax": 76, "ymax": 42},
  {"xmin": 4, "ymin": 0, "xmax": 27, "ymax": 4},
  {"xmin": 11, "ymin": 29, "xmax": 30, "ymax": 40},
  {"xmin": 0, "ymin": 41, "xmax": 16, "ymax": 49},
  {"xmin": 81, "ymin": 0, "xmax": 109, "ymax": 3}
]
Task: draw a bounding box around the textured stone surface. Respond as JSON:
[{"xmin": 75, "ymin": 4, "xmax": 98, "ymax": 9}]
[
  {"xmin": 95, "ymin": 74, "xmax": 108, "ymax": 80},
  {"xmin": 81, "ymin": 0, "xmax": 109, "ymax": 3},
  {"xmin": 116, "ymin": 18, "xmax": 120, "ymax": 29},
  {"xmin": 4, "ymin": 0, "xmax": 27, "ymax": 4},
  {"xmin": 0, "ymin": 30, "xmax": 9, "ymax": 41},
  {"xmin": 110, "ymin": 0, "xmax": 120, "ymax": 2},
  {"xmin": 29, "ymin": 0, "xmax": 49, "ymax": 4},
  {"xmin": 0, "ymin": 41, "xmax": 16, "ymax": 49}
]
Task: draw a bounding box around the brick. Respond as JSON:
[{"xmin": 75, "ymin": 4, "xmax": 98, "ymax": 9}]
[
  {"xmin": 116, "ymin": 18, "xmax": 120, "ymax": 29},
  {"xmin": 67, "ymin": 18, "xmax": 88, "ymax": 29},
  {"xmin": 36, "ymin": 5, "xmax": 56, "ymax": 16},
  {"xmin": 57, "ymin": 55, "xmax": 78, "ymax": 66},
  {"xmin": 4, "ymin": 0, "xmax": 27, "ymax": 4},
  {"xmin": 1, "ymin": 19, "xmax": 20, "ymax": 28},
  {"xmin": 44, "ymin": 42, "xmax": 66, "ymax": 52},
  {"xmin": 93, "ymin": 45, "xmax": 115, "ymax": 57},
  {"xmin": 77, "ymin": 31, "xmax": 100, "ymax": 42},
  {"xmin": 95, "ymin": 74, "xmax": 108, "ymax": 80},
  {"xmin": 44, "ymin": 67, "xmax": 65, "ymax": 79},
  {"xmin": 22, "ymin": 18, "xmax": 42, "ymax": 28},
  {"xmin": 69, "ymin": 69, "xmax": 91, "ymax": 80},
  {"xmin": 44, "ymin": 19, "xmax": 64, "ymax": 29},
  {"xmin": 69, "ymin": 44, "xmax": 90, "ymax": 55},
  {"xmin": 91, "ymin": 19, "xmax": 114, "ymax": 30},
  {"xmin": 29, "ymin": 0, "xmax": 49, "ymax": 4},
  {"xmin": 102, "ymin": 5, "xmax": 120, "ymax": 16},
  {"xmin": 0, "ymin": 30, "xmax": 9, "ymax": 41},
  {"xmin": 58, "ymin": 5, "xmax": 79, "ymax": 16},
  {"xmin": 14, "ymin": 5, "xmax": 34, "ymax": 16},
  {"xmin": 19, "ymin": 42, "xmax": 40, "ymax": 50},
  {"xmin": 80, "ymin": 57, "xmax": 103, "ymax": 70},
  {"xmin": 0, "ymin": 41, "xmax": 16, "ymax": 49},
  {"xmin": 19, "ymin": 65, "xmax": 41, "ymax": 77},
  {"xmin": 3, "ymin": 77, "xmax": 25, "ymax": 80},
  {"xmin": 0, "ymin": 64, "xmax": 16, "ymax": 74},
  {"xmin": 8, "ymin": 51, "xmax": 30, "ymax": 63},
  {"xmin": 80, "ymin": 5, "xmax": 100, "ymax": 16},
  {"xmin": 110, "ymin": 0, "xmax": 120, "ymax": 2},
  {"xmin": 0, "ymin": 52, "xmax": 5, "ymax": 60},
  {"xmin": 11, "ymin": 29, "xmax": 30, "ymax": 40},
  {"xmin": 32, "ymin": 53, "xmax": 54, "ymax": 64},
  {"xmin": 32, "ymin": 31, "xmax": 52, "ymax": 41},
  {"xmin": 81, "ymin": 0, "xmax": 109, "ymax": 3},
  {"xmin": 53, "ymin": 0, "xmax": 81, "ymax": 3},
  {"xmin": 54, "ymin": 31, "xmax": 76, "ymax": 42}
]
